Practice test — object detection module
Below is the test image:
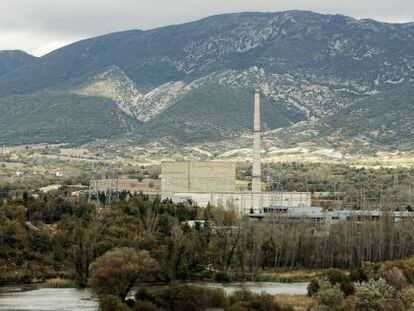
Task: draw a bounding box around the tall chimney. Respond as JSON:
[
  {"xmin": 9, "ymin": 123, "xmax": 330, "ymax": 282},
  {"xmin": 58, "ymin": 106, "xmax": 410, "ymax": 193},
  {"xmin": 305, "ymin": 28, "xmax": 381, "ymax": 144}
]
[{"xmin": 252, "ymin": 88, "xmax": 262, "ymax": 211}]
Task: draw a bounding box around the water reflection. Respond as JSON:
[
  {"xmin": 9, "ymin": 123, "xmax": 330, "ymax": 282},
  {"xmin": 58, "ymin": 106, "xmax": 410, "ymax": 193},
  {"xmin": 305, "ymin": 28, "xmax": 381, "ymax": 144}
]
[
  {"xmin": 0, "ymin": 286, "xmax": 99, "ymax": 311},
  {"xmin": 0, "ymin": 282, "xmax": 308, "ymax": 310}
]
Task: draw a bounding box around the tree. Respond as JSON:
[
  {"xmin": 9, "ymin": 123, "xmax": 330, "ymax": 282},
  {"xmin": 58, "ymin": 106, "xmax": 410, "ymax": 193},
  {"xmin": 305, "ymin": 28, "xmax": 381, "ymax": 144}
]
[{"xmin": 89, "ymin": 247, "xmax": 158, "ymax": 300}]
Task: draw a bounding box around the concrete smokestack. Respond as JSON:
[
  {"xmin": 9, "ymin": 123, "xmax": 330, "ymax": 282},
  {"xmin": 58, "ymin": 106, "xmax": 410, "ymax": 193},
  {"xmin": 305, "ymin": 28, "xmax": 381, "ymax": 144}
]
[{"xmin": 252, "ymin": 87, "xmax": 262, "ymax": 211}]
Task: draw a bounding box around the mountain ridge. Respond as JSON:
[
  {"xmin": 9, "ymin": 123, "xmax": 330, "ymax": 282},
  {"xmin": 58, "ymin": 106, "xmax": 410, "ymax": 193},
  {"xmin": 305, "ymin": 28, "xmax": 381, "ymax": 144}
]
[{"xmin": 0, "ymin": 10, "xmax": 413, "ymax": 153}]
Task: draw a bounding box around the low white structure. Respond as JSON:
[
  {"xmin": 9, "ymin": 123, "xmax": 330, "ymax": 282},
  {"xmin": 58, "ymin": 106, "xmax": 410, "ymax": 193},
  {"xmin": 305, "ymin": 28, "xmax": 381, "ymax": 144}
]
[
  {"xmin": 252, "ymin": 205, "xmax": 414, "ymax": 225},
  {"xmin": 167, "ymin": 191, "xmax": 311, "ymax": 214}
]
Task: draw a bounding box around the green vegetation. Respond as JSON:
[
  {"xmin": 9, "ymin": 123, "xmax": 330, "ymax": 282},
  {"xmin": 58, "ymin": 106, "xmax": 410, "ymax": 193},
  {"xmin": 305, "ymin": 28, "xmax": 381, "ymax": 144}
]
[
  {"xmin": 253, "ymin": 162, "xmax": 414, "ymax": 207},
  {"xmin": 307, "ymin": 269, "xmax": 354, "ymax": 296},
  {"xmin": 354, "ymin": 279, "xmax": 394, "ymax": 311},
  {"xmin": 3, "ymin": 189, "xmax": 414, "ymax": 309},
  {"xmin": 0, "ymin": 50, "xmax": 35, "ymax": 77},
  {"xmin": 3, "ymin": 191, "xmax": 414, "ymax": 286},
  {"xmin": 116, "ymin": 285, "xmax": 293, "ymax": 311},
  {"xmin": 89, "ymin": 248, "xmax": 158, "ymax": 300},
  {"xmin": 322, "ymin": 81, "xmax": 414, "ymax": 151},
  {"xmin": 135, "ymin": 83, "xmax": 300, "ymax": 144},
  {"xmin": 306, "ymin": 258, "xmax": 414, "ymax": 310},
  {"xmin": 311, "ymin": 278, "xmax": 347, "ymax": 311},
  {"xmin": 0, "ymin": 92, "xmax": 139, "ymax": 145}
]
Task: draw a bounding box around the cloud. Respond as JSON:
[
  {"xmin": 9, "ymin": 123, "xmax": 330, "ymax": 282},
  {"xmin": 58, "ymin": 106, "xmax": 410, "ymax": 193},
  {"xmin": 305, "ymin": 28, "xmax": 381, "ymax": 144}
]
[{"xmin": 0, "ymin": 0, "xmax": 413, "ymax": 56}]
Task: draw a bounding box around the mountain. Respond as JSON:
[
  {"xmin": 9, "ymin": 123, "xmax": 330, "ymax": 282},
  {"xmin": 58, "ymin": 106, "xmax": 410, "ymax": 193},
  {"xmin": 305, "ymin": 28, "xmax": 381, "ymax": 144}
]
[
  {"xmin": 321, "ymin": 81, "xmax": 414, "ymax": 152},
  {"xmin": 0, "ymin": 11, "xmax": 413, "ymax": 152},
  {"xmin": 0, "ymin": 50, "xmax": 35, "ymax": 77},
  {"xmin": 0, "ymin": 92, "xmax": 139, "ymax": 145}
]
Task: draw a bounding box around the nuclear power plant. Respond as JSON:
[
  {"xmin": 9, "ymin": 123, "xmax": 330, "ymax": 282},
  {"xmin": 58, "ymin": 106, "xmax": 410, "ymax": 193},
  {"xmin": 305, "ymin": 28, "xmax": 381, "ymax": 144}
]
[{"xmin": 161, "ymin": 88, "xmax": 311, "ymax": 214}]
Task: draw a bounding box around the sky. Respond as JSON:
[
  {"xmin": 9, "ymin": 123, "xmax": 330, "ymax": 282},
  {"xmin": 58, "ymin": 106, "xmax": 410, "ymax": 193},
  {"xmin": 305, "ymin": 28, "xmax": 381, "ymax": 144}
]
[{"xmin": 0, "ymin": 0, "xmax": 413, "ymax": 57}]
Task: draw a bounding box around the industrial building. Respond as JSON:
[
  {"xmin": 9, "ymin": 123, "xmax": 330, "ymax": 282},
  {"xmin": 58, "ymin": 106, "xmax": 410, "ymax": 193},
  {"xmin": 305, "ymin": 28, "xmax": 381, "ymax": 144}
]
[
  {"xmin": 161, "ymin": 161, "xmax": 236, "ymax": 195},
  {"xmin": 161, "ymin": 88, "xmax": 312, "ymax": 214},
  {"xmin": 166, "ymin": 191, "xmax": 311, "ymax": 215},
  {"xmin": 250, "ymin": 205, "xmax": 414, "ymax": 226}
]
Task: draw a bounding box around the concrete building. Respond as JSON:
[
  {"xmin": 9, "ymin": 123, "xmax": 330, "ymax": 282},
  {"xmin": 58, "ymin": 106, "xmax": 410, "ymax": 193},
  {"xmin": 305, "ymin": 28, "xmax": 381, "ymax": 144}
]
[
  {"xmin": 161, "ymin": 161, "xmax": 236, "ymax": 196},
  {"xmin": 168, "ymin": 191, "xmax": 311, "ymax": 214},
  {"xmin": 250, "ymin": 205, "xmax": 414, "ymax": 226}
]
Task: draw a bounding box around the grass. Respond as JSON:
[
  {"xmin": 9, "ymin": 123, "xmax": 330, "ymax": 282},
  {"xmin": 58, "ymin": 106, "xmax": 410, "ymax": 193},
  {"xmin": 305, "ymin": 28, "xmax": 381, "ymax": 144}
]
[
  {"xmin": 259, "ymin": 268, "xmax": 328, "ymax": 283},
  {"xmin": 274, "ymin": 295, "xmax": 312, "ymax": 311},
  {"xmin": 41, "ymin": 278, "xmax": 77, "ymax": 288}
]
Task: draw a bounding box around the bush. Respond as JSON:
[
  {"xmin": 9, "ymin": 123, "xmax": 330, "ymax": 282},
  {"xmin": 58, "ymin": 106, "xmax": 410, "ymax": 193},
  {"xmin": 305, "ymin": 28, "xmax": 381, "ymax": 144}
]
[
  {"xmin": 227, "ymin": 301, "xmax": 250, "ymax": 311},
  {"xmin": 135, "ymin": 288, "xmax": 156, "ymax": 304},
  {"xmin": 377, "ymin": 267, "xmax": 408, "ymax": 291},
  {"xmin": 349, "ymin": 268, "xmax": 368, "ymax": 283},
  {"xmin": 133, "ymin": 300, "xmax": 159, "ymax": 311},
  {"xmin": 385, "ymin": 258, "xmax": 414, "ymax": 285},
  {"xmin": 307, "ymin": 279, "xmax": 320, "ymax": 296},
  {"xmin": 308, "ymin": 269, "xmax": 354, "ymax": 296},
  {"xmin": 401, "ymin": 286, "xmax": 414, "ymax": 310},
  {"xmin": 154, "ymin": 285, "xmax": 227, "ymax": 311},
  {"xmin": 229, "ymin": 288, "xmax": 256, "ymax": 305},
  {"xmin": 100, "ymin": 295, "xmax": 130, "ymax": 311},
  {"xmin": 355, "ymin": 278, "xmax": 394, "ymax": 311},
  {"xmin": 215, "ymin": 271, "xmax": 230, "ymax": 282},
  {"xmin": 311, "ymin": 278, "xmax": 347, "ymax": 311},
  {"xmin": 229, "ymin": 288, "xmax": 293, "ymax": 311}
]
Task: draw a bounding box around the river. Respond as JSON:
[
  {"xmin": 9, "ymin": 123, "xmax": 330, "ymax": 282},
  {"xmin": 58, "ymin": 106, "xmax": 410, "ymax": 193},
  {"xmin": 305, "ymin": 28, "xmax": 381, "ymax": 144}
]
[{"xmin": 0, "ymin": 282, "xmax": 308, "ymax": 310}]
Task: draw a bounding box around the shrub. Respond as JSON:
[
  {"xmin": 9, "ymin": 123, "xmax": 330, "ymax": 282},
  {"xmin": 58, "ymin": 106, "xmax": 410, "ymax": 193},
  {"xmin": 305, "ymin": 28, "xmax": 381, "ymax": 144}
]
[
  {"xmin": 154, "ymin": 285, "xmax": 227, "ymax": 311},
  {"xmin": 307, "ymin": 279, "xmax": 320, "ymax": 296},
  {"xmin": 133, "ymin": 300, "xmax": 159, "ymax": 311},
  {"xmin": 229, "ymin": 288, "xmax": 293, "ymax": 311},
  {"xmin": 377, "ymin": 267, "xmax": 408, "ymax": 291},
  {"xmin": 135, "ymin": 288, "xmax": 156, "ymax": 304},
  {"xmin": 215, "ymin": 271, "xmax": 230, "ymax": 282},
  {"xmin": 401, "ymin": 286, "xmax": 414, "ymax": 310},
  {"xmin": 227, "ymin": 301, "xmax": 250, "ymax": 311},
  {"xmin": 385, "ymin": 258, "xmax": 414, "ymax": 284},
  {"xmin": 349, "ymin": 268, "xmax": 368, "ymax": 283},
  {"xmin": 308, "ymin": 269, "xmax": 354, "ymax": 296},
  {"xmin": 311, "ymin": 278, "xmax": 347, "ymax": 311},
  {"xmin": 229, "ymin": 288, "xmax": 256, "ymax": 305},
  {"xmin": 355, "ymin": 278, "xmax": 394, "ymax": 311},
  {"xmin": 100, "ymin": 295, "xmax": 130, "ymax": 311}
]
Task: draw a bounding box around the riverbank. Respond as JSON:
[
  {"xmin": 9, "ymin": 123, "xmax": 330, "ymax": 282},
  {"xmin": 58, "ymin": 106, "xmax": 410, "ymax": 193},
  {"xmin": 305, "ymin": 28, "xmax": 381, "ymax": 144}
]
[
  {"xmin": 0, "ymin": 258, "xmax": 71, "ymax": 286},
  {"xmin": 0, "ymin": 281, "xmax": 311, "ymax": 311},
  {"xmin": 0, "ymin": 264, "xmax": 335, "ymax": 286}
]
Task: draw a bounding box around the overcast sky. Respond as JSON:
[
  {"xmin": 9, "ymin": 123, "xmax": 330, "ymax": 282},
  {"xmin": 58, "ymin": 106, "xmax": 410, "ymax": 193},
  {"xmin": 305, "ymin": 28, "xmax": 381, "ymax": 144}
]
[{"xmin": 1, "ymin": 0, "xmax": 413, "ymax": 57}]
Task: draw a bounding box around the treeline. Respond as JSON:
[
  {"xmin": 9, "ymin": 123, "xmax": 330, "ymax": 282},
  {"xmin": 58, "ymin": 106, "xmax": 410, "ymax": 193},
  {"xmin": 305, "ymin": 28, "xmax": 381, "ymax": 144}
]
[
  {"xmin": 259, "ymin": 214, "xmax": 414, "ymax": 269},
  {"xmin": 2, "ymin": 193, "xmax": 414, "ymax": 287}
]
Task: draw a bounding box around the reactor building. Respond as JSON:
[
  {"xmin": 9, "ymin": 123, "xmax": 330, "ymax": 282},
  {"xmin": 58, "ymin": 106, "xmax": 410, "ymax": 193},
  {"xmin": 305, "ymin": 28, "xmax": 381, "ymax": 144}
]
[{"xmin": 161, "ymin": 88, "xmax": 311, "ymax": 214}]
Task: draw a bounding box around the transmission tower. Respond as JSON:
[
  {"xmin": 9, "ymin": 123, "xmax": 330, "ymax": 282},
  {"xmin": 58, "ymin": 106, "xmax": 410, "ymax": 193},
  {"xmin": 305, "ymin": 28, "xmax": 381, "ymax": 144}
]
[{"xmin": 106, "ymin": 164, "xmax": 119, "ymax": 208}]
